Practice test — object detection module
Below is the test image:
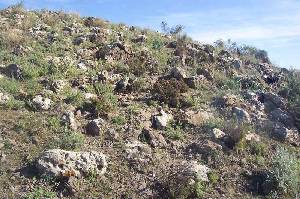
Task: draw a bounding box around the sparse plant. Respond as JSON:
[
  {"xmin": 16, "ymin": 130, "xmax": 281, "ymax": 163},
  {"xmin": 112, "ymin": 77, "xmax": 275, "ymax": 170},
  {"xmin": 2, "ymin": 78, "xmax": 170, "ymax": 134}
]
[
  {"xmin": 25, "ymin": 187, "xmax": 56, "ymax": 199},
  {"xmin": 111, "ymin": 115, "xmax": 126, "ymax": 125},
  {"xmin": 93, "ymin": 83, "xmax": 118, "ymax": 116},
  {"xmin": 165, "ymin": 123, "xmax": 184, "ymax": 140}
]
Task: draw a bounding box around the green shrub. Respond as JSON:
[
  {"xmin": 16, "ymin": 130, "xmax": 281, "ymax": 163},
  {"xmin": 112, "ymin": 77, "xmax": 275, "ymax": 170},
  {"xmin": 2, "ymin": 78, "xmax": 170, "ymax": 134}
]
[
  {"xmin": 271, "ymin": 147, "xmax": 300, "ymax": 198},
  {"xmin": 111, "ymin": 115, "xmax": 126, "ymax": 125},
  {"xmin": 152, "ymin": 78, "xmax": 189, "ymax": 107},
  {"xmin": 93, "ymin": 83, "xmax": 118, "ymax": 116},
  {"xmin": 165, "ymin": 123, "xmax": 184, "ymax": 140},
  {"xmin": 49, "ymin": 130, "xmax": 84, "ymax": 151},
  {"xmin": 26, "ymin": 187, "xmax": 56, "ymax": 199}
]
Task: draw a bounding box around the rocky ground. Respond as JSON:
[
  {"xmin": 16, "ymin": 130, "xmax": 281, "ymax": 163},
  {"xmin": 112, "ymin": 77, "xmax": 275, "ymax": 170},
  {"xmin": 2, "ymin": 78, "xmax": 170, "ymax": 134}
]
[{"xmin": 0, "ymin": 4, "xmax": 299, "ymax": 199}]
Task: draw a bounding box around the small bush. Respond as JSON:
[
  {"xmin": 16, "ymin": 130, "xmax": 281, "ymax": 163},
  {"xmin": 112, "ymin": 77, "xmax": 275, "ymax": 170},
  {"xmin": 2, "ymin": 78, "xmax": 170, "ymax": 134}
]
[
  {"xmin": 93, "ymin": 83, "xmax": 118, "ymax": 116},
  {"xmin": 271, "ymin": 147, "xmax": 300, "ymax": 198},
  {"xmin": 26, "ymin": 187, "xmax": 56, "ymax": 199},
  {"xmin": 49, "ymin": 130, "xmax": 84, "ymax": 151},
  {"xmin": 152, "ymin": 78, "xmax": 189, "ymax": 107},
  {"xmin": 111, "ymin": 115, "xmax": 126, "ymax": 125},
  {"xmin": 165, "ymin": 123, "xmax": 184, "ymax": 140},
  {"xmin": 223, "ymin": 119, "xmax": 253, "ymax": 151}
]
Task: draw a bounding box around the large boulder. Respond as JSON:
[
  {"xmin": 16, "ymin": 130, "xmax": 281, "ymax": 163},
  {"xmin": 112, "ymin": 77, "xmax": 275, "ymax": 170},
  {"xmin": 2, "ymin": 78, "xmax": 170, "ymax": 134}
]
[
  {"xmin": 36, "ymin": 149, "xmax": 107, "ymax": 178},
  {"xmin": 269, "ymin": 108, "xmax": 294, "ymax": 128}
]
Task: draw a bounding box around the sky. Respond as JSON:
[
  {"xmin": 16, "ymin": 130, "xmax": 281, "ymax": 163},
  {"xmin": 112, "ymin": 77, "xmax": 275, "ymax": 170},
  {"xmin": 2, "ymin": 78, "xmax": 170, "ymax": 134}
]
[{"xmin": 0, "ymin": 0, "xmax": 299, "ymax": 69}]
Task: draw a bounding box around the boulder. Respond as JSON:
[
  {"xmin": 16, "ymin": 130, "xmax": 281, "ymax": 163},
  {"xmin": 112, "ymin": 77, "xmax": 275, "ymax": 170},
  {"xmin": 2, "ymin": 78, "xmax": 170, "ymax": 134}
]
[
  {"xmin": 269, "ymin": 108, "xmax": 294, "ymax": 128},
  {"xmin": 0, "ymin": 92, "xmax": 9, "ymax": 104},
  {"xmin": 139, "ymin": 128, "xmax": 167, "ymax": 148},
  {"xmin": 152, "ymin": 108, "xmax": 172, "ymax": 130},
  {"xmin": 2, "ymin": 64, "xmax": 22, "ymax": 79},
  {"xmin": 169, "ymin": 67, "xmax": 187, "ymax": 80},
  {"xmin": 36, "ymin": 149, "xmax": 107, "ymax": 178},
  {"xmin": 85, "ymin": 118, "xmax": 105, "ymax": 136},
  {"xmin": 272, "ymin": 125, "xmax": 299, "ymax": 146},
  {"xmin": 232, "ymin": 107, "xmax": 251, "ymax": 123},
  {"xmin": 32, "ymin": 95, "xmax": 52, "ymax": 110},
  {"xmin": 212, "ymin": 128, "xmax": 226, "ymax": 139}
]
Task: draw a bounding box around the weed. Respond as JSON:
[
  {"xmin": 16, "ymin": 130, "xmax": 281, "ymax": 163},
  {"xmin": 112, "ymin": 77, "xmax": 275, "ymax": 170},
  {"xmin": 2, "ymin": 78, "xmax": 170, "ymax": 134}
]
[
  {"xmin": 93, "ymin": 83, "xmax": 118, "ymax": 116},
  {"xmin": 26, "ymin": 187, "xmax": 56, "ymax": 199},
  {"xmin": 49, "ymin": 129, "xmax": 84, "ymax": 151},
  {"xmin": 165, "ymin": 123, "xmax": 184, "ymax": 140},
  {"xmin": 111, "ymin": 115, "xmax": 126, "ymax": 125}
]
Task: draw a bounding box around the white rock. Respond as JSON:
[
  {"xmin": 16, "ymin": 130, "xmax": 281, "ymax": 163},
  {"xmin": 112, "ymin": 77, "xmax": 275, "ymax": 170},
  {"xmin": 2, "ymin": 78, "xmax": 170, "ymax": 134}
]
[
  {"xmin": 212, "ymin": 128, "xmax": 226, "ymax": 139},
  {"xmin": 36, "ymin": 149, "xmax": 107, "ymax": 178},
  {"xmin": 32, "ymin": 95, "xmax": 51, "ymax": 110},
  {"xmin": 0, "ymin": 92, "xmax": 9, "ymax": 104},
  {"xmin": 184, "ymin": 161, "xmax": 211, "ymax": 182},
  {"xmin": 152, "ymin": 109, "xmax": 172, "ymax": 129}
]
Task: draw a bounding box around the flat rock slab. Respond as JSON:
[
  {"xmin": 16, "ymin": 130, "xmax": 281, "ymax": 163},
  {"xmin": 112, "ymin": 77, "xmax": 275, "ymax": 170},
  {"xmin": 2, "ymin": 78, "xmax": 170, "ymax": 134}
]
[{"xmin": 36, "ymin": 149, "xmax": 107, "ymax": 178}]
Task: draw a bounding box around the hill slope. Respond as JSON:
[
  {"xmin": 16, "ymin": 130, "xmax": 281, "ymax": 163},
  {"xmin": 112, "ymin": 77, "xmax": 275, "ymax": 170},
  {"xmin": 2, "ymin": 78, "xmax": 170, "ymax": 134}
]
[{"xmin": 0, "ymin": 4, "xmax": 299, "ymax": 199}]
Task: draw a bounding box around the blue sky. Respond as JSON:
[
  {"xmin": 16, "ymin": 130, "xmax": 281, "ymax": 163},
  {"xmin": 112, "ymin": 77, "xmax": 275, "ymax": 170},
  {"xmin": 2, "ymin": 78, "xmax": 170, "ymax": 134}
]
[{"xmin": 0, "ymin": 0, "xmax": 299, "ymax": 68}]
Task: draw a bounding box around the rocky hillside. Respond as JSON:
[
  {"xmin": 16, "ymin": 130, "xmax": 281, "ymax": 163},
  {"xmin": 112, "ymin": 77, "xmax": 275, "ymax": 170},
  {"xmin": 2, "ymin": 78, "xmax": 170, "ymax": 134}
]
[{"xmin": 0, "ymin": 4, "xmax": 299, "ymax": 199}]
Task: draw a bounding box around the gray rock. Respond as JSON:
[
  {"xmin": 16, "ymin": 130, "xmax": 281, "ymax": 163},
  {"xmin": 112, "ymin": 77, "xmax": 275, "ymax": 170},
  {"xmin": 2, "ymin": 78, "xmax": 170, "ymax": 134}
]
[
  {"xmin": 269, "ymin": 108, "xmax": 294, "ymax": 128},
  {"xmin": 232, "ymin": 59, "xmax": 242, "ymax": 69},
  {"xmin": 32, "ymin": 95, "xmax": 52, "ymax": 110},
  {"xmin": 85, "ymin": 118, "xmax": 105, "ymax": 136},
  {"xmin": 2, "ymin": 64, "xmax": 22, "ymax": 79},
  {"xmin": 0, "ymin": 92, "xmax": 9, "ymax": 104},
  {"xmin": 232, "ymin": 107, "xmax": 251, "ymax": 123},
  {"xmin": 36, "ymin": 149, "xmax": 107, "ymax": 178},
  {"xmin": 139, "ymin": 128, "xmax": 167, "ymax": 148},
  {"xmin": 273, "ymin": 125, "xmax": 299, "ymax": 146},
  {"xmin": 183, "ymin": 161, "xmax": 211, "ymax": 182},
  {"xmin": 169, "ymin": 67, "xmax": 187, "ymax": 80},
  {"xmin": 152, "ymin": 108, "xmax": 172, "ymax": 129}
]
